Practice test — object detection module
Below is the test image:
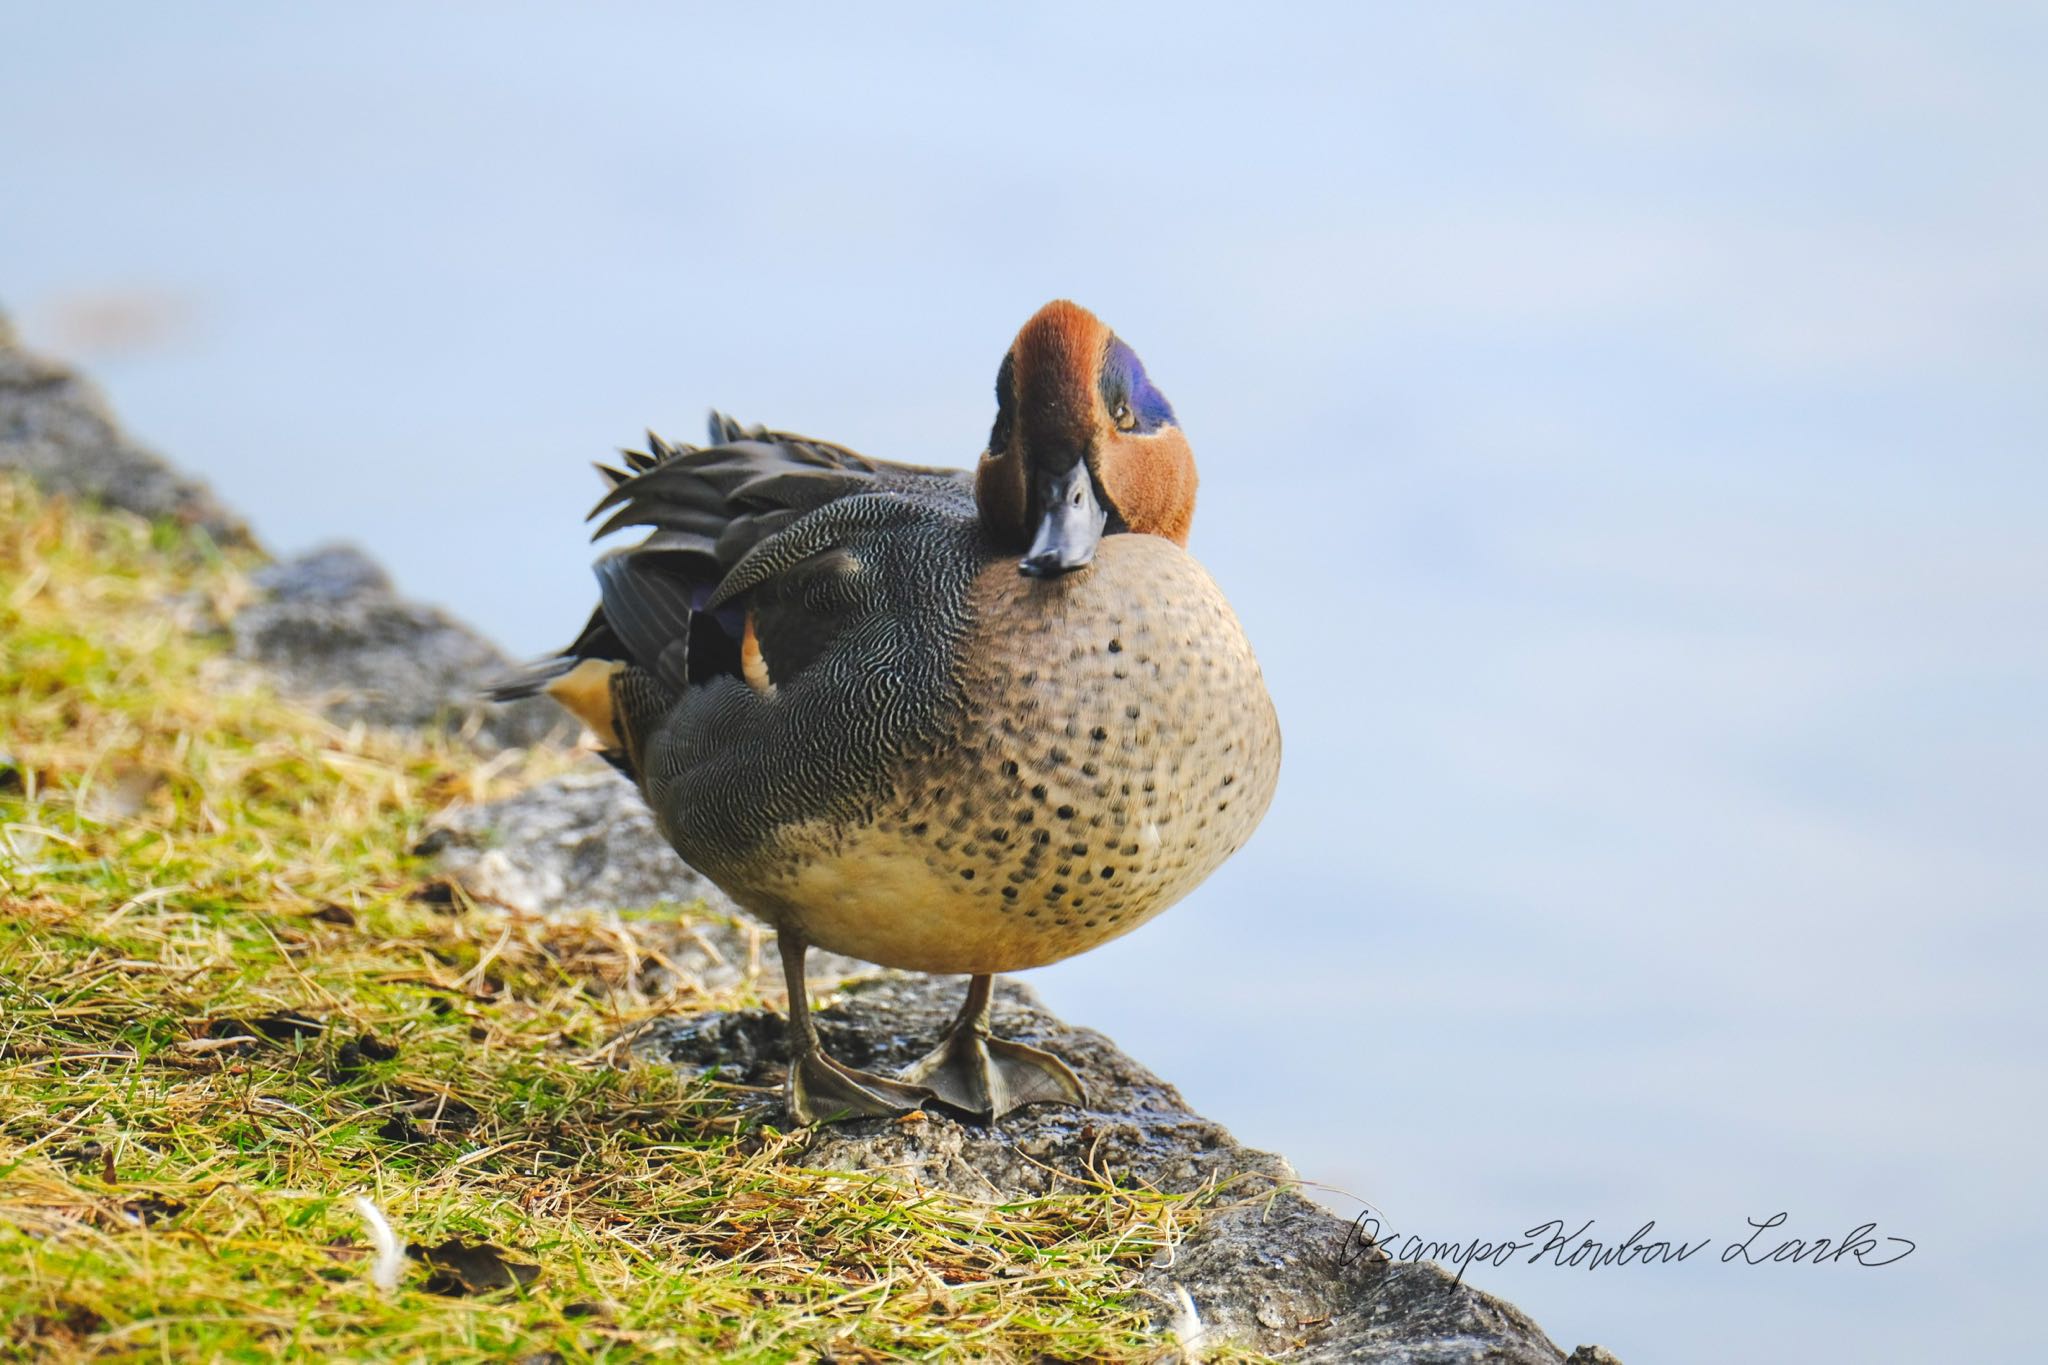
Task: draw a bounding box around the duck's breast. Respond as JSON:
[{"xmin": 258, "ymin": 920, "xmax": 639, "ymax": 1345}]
[{"xmin": 763, "ymin": 532, "xmax": 1281, "ymax": 974}]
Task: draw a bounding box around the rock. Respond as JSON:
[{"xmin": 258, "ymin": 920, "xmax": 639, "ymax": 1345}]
[
  {"xmin": 253, "ymin": 543, "xmax": 394, "ymax": 604},
  {"xmin": 426, "ymin": 764, "xmax": 719, "ymax": 914},
  {"xmin": 0, "ymin": 308, "xmax": 250, "ymax": 545},
  {"xmin": 230, "ymin": 542, "xmax": 564, "ymax": 749},
  {"xmin": 424, "ymin": 761, "xmax": 868, "ymax": 990},
  {"xmin": 636, "ymin": 972, "xmax": 1576, "ymax": 1362}
]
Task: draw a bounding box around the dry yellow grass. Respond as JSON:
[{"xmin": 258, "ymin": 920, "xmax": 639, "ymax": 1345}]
[{"xmin": 0, "ymin": 476, "xmax": 1230, "ymax": 1362}]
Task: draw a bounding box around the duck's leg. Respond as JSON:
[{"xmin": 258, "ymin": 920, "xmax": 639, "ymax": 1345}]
[
  {"xmin": 898, "ymin": 975, "xmax": 1088, "ymax": 1120},
  {"xmin": 777, "ymin": 929, "xmax": 934, "ymax": 1125}
]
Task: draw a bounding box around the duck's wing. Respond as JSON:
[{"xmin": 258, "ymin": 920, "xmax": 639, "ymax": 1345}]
[
  {"xmin": 490, "ymin": 413, "xmax": 973, "ymax": 776},
  {"xmin": 586, "ymin": 415, "xmax": 968, "ymax": 588}
]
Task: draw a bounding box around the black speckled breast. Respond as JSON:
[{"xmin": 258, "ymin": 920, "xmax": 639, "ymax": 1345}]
[{"xmin": 736, "ymin": 533, "xmax": 1281, "ymax": 974}]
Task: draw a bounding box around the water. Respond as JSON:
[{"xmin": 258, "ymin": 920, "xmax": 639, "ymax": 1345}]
[{"xmin": 6, "ymin": 5, "xmax": 2044, "ymax": 1358}]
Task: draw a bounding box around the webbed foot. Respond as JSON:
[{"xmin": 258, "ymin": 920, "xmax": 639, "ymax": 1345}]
[
  {"xmin": 900, "ymin": 1029, "xmax": 1087, "ymax": 1120},
  {"xmin": 899, "ymin": 975, "xmax": 1088, "ymax": 1120},
  {"xmin": 775, "ymin": 928, "xmax": 936, "ymax": 1125},
  {"xmin": 787, "ymin": 1048, "xmax": 936, "ymax": 1125}
]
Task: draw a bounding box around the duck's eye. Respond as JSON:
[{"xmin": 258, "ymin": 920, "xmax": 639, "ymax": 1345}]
[{"xmin": 1111, "ymin": 400, "xmax": 1136, "ymax": 432}]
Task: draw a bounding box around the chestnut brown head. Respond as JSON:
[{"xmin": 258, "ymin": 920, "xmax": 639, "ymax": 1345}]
[{"xmin": 975, "ymin": 300, "xmax": 1197, "ymax": 576}]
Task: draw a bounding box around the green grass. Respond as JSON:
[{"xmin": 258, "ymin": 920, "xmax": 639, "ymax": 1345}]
[{"xmin": 0, "ymin": 475, "xmax": 1223, "ymax": 1362}]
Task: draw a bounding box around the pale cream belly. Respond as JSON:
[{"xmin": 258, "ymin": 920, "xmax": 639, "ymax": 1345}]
[
  {"xmin": 751, "ymin": 812, "xmax": 1186, "ymax": 973},
  {"xmin": 731, "ymin": 535, "xmax": 1282, "ymax": 976}
]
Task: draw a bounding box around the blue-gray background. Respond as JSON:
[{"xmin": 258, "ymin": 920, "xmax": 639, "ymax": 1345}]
[{"xmin": 5, "ymin": 5, "xmax": 2042, "ymax": 1359}]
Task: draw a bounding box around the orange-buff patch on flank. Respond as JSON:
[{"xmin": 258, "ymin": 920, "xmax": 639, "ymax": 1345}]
[
  {"xmin": 544, "ymin": 658, "xmax": 624, "ymax": 748},
  {"xmin": 741, "ymin": 612, "xmax": 776, "ymax": 696}
]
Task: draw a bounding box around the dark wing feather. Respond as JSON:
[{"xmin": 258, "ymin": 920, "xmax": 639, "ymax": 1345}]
[
  {"xmin": 593, "ymin": 549, "xmax": 696, "ymax": 693},
  {"xmin": 588, "ymin": 415, "xmax": 968, "ymax": 591},
  {"xmin": 493, "ymin": 412, "xmax": 972, "ymax": 756}
]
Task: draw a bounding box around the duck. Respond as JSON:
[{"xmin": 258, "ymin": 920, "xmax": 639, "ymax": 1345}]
[{"xmin": 496, "ymin": 300, "xmax": 1281, "ymax": 1124}]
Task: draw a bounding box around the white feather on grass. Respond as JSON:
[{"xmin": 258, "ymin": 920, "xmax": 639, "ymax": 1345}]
[
  {"xmin": 353, "ymin": 1195, "xmax": 405, "ymax": 1294},
  {"xmin": 1164, "ymin": 1282, "xmax": 1215, "ymax": 1361}
]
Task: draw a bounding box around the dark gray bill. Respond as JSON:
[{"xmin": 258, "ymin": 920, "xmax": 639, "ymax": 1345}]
[{"xmin": 1020, "ymin": 462, "xmax": 1107, "ymax": 577}]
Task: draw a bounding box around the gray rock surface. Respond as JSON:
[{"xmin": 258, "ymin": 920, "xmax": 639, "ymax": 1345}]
[
  {"xmin": 421, "ymin": 764, "xmax": 868, "ymax": 990},
  {"xmin": 230, "ymin": 542, "xmax": 564, "ymax": 749},
  {"xmin": 0, "ymin": 309, "xmax": 250, "ymax": 545},
  {"xmin": 424, "ymin": 764, "xmax": 723, "ymax": 916},
  {"xmin": 641, "ymin": 975, "xmax": 1569, "ymax": 1362},
  {"xmin": 2, "ymin": 301, "xmax": 1619, "ymax": 1363}
]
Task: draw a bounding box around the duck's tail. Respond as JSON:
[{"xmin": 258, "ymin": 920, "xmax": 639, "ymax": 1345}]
[
  {"xmin": 484, "ymin": 653, "xmax": 675, "ymax": 782},
  {"xmin": 484, "ymin": 655, "xmax": 579, "ymax": 704}
]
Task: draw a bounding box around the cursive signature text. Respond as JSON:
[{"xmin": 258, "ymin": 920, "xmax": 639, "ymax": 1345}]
[{"xmin": 1337, "ymin": 1212, "xmax": 1915, "ymax": 1285}]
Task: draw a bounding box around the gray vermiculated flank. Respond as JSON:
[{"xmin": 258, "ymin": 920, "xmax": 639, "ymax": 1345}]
[{"xmin": 647, "ymin": 490, "xmax": 985, "ymax": 877}]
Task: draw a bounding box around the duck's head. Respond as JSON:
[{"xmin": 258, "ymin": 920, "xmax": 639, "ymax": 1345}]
[{"xmin": 975, "ymin": 300, "xmax": 1196, "ymax": 577}]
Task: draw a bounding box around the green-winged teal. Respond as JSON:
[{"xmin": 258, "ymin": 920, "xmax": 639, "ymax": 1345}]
[{"xmin": 499, "ymin": 300, "xmax": 1281, "ymax": 1123}]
